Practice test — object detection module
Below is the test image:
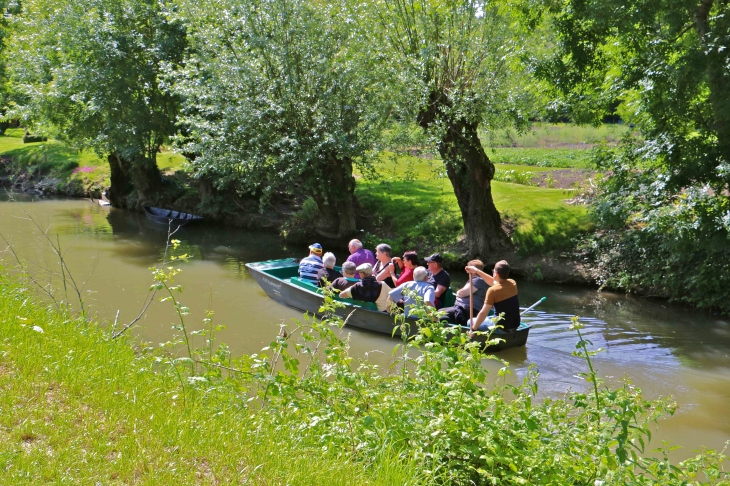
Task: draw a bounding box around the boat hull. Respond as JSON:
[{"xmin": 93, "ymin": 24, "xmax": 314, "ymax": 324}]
[
  {"xmin": 143, "ymin": 206, "xmax": 203, "ymax": 226},
  {"xmin": 246, "ymin": 259, "xmax": 530, "ymax": 352}
]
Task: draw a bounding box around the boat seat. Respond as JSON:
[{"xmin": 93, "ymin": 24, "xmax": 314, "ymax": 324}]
[
  {"xmin": 443, "ymin": 287, "xmax": 456, "ymax": 308},
  {"xmin": 289, "ymin": 277, "xmax": 379, "ymax": 312}
]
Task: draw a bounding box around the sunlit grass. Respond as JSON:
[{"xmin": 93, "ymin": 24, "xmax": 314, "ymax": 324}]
[
  {"xmin": 358, "ymin": 154, "xmax": 593, "ymax": 256},
  {"xmin": 0, "ymin": 272, "xmax": 418, "ymax": 484},
  {"xmin": 0, "ymin": 129, "xmax": 189, "ymax": 190}
]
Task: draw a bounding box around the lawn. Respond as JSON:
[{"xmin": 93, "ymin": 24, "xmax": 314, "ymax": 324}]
[
  {"xmin": 0, "ymin": 128, "xmax": 189, "ymax": 191},
  {"xmin": 357, "ymin": 154, "xmax": 593, "ymax": 257}
]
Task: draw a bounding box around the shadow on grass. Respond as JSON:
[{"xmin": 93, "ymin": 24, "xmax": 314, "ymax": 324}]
[
  {"xmin": 509, "ymin": 206, "xmax": 594, "ymax": 256},
  {"xmin": 3, "ymin": 143, "xmax": 82, "ymax": 176}
]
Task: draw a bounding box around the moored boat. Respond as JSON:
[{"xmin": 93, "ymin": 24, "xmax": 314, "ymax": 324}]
[
  {"xmin": 246, "ymin": 258, "xmax": 532, "ymax": 352},
  {"xmin": 143, "ymin": 206, "xmax": 203, "ymax": 226}
]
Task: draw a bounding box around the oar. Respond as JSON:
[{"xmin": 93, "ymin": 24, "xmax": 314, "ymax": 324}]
[{"xmin": 521, "ymin": 297, "xmax": 546, "ymax": 316}]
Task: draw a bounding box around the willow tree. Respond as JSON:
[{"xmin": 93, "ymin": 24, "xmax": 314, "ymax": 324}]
[
  {"xmin": 6, "ymin": 0, "xmax": 186, "ymax": 207},
  {"xmin": 172, "ymin": 0, "xmax": 384, "ymax": 238},
  {"xmin": 371, "ymin": 0, "xmax": 533, "ymax": 258}
]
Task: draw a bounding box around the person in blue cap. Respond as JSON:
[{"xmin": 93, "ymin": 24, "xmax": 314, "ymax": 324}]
[{"xmin": 299, "ymin": 243, "xmax": 325, "ymax": 284}]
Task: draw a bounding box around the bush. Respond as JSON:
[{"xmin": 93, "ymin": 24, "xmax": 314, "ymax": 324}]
[
  {"xmin": 577, "ymin": 139, "xmax": 730, "ymax": 313},
  {"xmin": 231, "ymin": 292, "xmax": 729, "ymax": 484}
]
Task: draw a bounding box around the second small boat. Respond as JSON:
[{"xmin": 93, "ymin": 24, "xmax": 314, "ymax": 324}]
[{"xmin": 143, "ymin": 206, "xmax": 203, "ymax": 226}]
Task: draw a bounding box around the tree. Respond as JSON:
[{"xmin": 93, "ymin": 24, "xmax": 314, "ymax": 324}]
[
  {"xmin": 7, "ymin": 0, "xmax": 187, "ymax": 207},
  {"xmin": 370, "ymin": 0, "xmax": 535, "ymax": 258},
  {"xmin": 544, "ymin": 0, "xmax": 730, "ymax": 311},
  {"xmin": 172, "ymin": 0, "xmax": 385, "ymax": 238},
  {"xmin": 544, "ymin": 0, "xmax": 730, "ymax": 194}
]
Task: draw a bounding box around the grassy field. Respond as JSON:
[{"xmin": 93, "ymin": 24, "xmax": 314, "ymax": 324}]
[
  {"xmin": 0, "ymin": 128, "xmax": 188, "ymax": 191},
  {"xmin": 481, "ymin": 122, "xmax": 630, "ymax": 149},
  {"xmin": 0, "ymin": 272, "xmax": 415, "ymax": 484},
  {"xmin": 358, "ymin": 153, "xmax": 593, "ymax": 257}
]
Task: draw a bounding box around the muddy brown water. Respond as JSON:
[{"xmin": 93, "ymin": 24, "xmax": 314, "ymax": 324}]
[{"xmin": 1, "ymin": 195, "xmax": 728, "ymax": 461}]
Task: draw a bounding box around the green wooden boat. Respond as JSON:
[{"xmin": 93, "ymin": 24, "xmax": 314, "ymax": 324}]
[{"xmin": 246, "ymin": 258, "xmax": 532, "ymax": 352}]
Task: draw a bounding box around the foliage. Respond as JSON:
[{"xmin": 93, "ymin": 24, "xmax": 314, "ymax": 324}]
[
  {"xmin": 171, "ymin": 0, "xmax": 387, "ymax": 236},
  {"xmin": 575, "ymin": 140, "xmax": 730, "ymax": 313},
  {"xmin": 6, "ymin": 0, "xmax": 186, "ymax": 203},
  {"xmin": 543, "ymin": 0, "xmax": 730, "ymax": 196},
  {"xmin": 228, "ymin": 290, "xmax": 729, "ymax": 484},
  {"xmin": 542, "ymin": 0, "xmax": 730, "ymax": 310}
]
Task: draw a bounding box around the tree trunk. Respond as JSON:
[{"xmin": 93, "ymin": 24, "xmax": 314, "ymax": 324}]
[
  {"xmin": 418, "ymin": 92, "xmax": 512, "ymax": 259},
  {"xmin": 312, "ymin": 157, "xmax": 357, "ymax": 239},
  {"xmin": 107, "ymin": 152, "xmax": 163, "ymax": 208},
  {"xmin": 107, "ymin": 153, "xmax": 133, "ymax": 207}
]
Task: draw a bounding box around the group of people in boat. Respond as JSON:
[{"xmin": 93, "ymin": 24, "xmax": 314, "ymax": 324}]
[{"xmin": 298, "ymin": 239, "xmax": 521, "ymax": 332}]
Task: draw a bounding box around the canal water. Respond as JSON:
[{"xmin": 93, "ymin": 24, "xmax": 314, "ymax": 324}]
[{"xmin": 1, "ymin": 195, "xmax": 728, "ymax": 460}]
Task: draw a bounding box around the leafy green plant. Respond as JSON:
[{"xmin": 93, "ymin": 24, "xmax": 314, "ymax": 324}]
[
  {"xmin": 224, "ymin": 291, "xmax": 728, "ymax": 484},
  {"xmin": 575, "ymin": 138, "xmax": 730, "ymax": 313}
]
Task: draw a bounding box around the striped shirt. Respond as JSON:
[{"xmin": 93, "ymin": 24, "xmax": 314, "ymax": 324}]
[{"xmin": 299, "ymin": 255, "xmax": 325, "ymax": 284}]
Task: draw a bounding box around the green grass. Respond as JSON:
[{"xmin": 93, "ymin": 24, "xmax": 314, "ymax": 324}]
[
  {"xmin": 0, "ymin": 272, "xmax": 417, "ymax": 484},
  {"xmin": 490, "ymin": 147, "xmax": 595, "ymax": 169},
  {"xmin": 0, "ymin": 128, "xmax": 189, "ymax": 191},
  {"xmin": 358, "ymin": 154, "xmax": 593, "ymax": 256},
  {"xmin": 482, "ymin": 122, "xmax": 630, "ymax": 148}
]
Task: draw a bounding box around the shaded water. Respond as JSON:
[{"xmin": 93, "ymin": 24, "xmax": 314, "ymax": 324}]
[{"xmin": 1, "ymin": 195, "xmax": 728, "ymax": 460}]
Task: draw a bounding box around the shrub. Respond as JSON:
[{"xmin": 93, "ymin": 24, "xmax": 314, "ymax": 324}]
[
  {"xmin": 577, "ymin": 138, "xmax": 730, "ymax": 313},
  {"xmin": 230, "ymin": 292, "xmax": 729, "ymax": 484}
]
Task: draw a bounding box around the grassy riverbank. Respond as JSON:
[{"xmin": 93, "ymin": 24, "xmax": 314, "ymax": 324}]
[
  {"xmin": 0, "ymin": 128, "xmax": 187, "ymax": 196},
  {"xmin": 0, "ymin": 123, "xmax": 602, "ymax": 259},
  {"xmin": 2, "ymin": 268, "xmax": 726, "ymax": 484},
  {"xmin": 0, "ymin": 272, "xmax": 414, "ymax": 484}
]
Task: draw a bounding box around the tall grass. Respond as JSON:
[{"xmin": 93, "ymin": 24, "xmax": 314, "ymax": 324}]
[{"xmin": 0, "ymin": 271, "xmax": 418, "ymax": 484}]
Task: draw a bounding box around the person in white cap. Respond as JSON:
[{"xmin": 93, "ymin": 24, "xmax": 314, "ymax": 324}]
[{"xmin": 339, "ymin": 262, "xmax": 391, "ymax": 311}]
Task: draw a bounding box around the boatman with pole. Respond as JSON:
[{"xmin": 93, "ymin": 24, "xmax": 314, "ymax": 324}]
[{"xmin": 465, "ymin": 260, "xmax": 520, "ymax": 333}]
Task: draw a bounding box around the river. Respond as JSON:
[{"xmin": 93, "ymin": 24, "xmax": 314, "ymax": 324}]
[{"xmin": 1, "ymin": 195, "xmax": 728, "ymax": 461}]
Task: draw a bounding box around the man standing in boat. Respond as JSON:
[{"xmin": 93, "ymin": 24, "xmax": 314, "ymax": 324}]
[
  {"xmin": 345, "ymin": 239, "xmax": 375, "ymax": 278},
  {"xmin": 339, "ymin": 263, "xmax": 391, "ymax": 312},
  {"xmin": 465, "ymin": 260, "xmax": 520, "ymax": 332},
  {"xmin": 299, "ymin": 243, "xmax": 326, "ymax": 285}
]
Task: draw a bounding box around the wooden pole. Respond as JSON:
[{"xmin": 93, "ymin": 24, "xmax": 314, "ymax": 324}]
[{"xmin": 469, "ymin": 272, "xmax": 474, "ymax": 328}]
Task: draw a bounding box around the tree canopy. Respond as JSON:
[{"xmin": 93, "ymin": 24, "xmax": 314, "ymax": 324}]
[
  {"xmin": 172, "ymin": 0, "xmax": 388, "ymax": 237},
  {"xmin": 7, "ymin": 0, "xmax": 187, "ymax": 206},
  {"xmin": 545, "ymin": 0, "xmax": 730, "ymax": 193}
]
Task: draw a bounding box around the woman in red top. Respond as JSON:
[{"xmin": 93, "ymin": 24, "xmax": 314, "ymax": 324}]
[{"xmin": 393, "ymin": 251, "xmax": 418, "ymax": 286}]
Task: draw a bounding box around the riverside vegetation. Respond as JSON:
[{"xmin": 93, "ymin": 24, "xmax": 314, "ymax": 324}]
[{"xmin": 0, "ymin": 233, "xmax": 727, "ymax": 484}]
